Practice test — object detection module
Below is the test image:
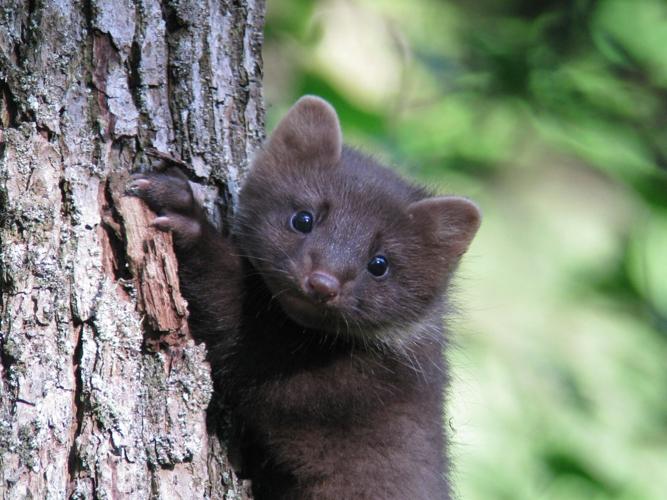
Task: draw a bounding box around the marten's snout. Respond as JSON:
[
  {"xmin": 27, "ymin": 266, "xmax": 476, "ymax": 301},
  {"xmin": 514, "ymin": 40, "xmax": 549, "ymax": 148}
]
[{"xmin": 304, "ymin": 271, "xmax": 340, "ymax": 303}]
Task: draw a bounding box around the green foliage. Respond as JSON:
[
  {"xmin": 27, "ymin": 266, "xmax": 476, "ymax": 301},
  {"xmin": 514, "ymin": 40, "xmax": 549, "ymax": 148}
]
[{"xmin": 264, "ymin": 1, "xmax": 667, "ymax": 498}]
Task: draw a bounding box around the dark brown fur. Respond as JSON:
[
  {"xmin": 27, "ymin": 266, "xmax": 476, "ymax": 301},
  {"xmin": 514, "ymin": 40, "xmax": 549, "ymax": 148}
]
[{"xmin": 129, "ymin": 96, "xmax": 481, "ymax": 499}]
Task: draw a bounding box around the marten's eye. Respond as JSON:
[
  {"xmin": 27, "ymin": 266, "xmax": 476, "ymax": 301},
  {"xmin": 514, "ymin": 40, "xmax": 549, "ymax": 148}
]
[
  {"xmin": 367, "ymin": 255, "xmax": 389, "ymax": 277},
  {"xmin": 291, "ymin": 211, "xmax": 314, "ymax": 233}
]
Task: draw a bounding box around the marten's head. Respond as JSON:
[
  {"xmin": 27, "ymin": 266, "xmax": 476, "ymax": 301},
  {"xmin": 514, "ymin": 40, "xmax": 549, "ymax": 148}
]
[{"xmin": 236, "ymin": 96, "xmax": 480, "ymax": 339}]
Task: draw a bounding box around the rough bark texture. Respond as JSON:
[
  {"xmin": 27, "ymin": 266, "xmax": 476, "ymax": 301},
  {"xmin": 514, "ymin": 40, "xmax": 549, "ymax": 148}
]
[{"xmin": 0, "ymin": 0, "xmax": 264, "ymax": 498}]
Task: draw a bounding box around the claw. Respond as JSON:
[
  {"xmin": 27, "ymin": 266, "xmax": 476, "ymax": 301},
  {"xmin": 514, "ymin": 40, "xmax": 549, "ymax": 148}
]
[
  {"xmin": 152, "ymin": 216, "xmax": 172, "ymax": 232},
  {"xmin": 125, "ymin": 178, "xmax": 151, "ymax": 196}
]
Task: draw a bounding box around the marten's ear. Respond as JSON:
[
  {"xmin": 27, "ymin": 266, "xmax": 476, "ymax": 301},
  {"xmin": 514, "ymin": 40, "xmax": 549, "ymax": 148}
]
[
  {"xmin": 265, "ymin": 96, "xmax": 343, "ymax": 166},
  {"xmin": 408, "ymin": 196, "xmax": 481, "ymax": 259}
]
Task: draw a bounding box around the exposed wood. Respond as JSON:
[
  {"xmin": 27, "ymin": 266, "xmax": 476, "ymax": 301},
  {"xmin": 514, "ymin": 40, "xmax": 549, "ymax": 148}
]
[{"xmin": 107, "ymin": 171, "xmax": 190, "ymax": 352}]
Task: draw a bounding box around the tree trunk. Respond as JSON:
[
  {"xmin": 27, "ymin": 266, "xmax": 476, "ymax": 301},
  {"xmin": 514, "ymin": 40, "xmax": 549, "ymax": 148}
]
[{"xmin": 0, "ymin": 0, "xmax": 264, "ymax": 498}]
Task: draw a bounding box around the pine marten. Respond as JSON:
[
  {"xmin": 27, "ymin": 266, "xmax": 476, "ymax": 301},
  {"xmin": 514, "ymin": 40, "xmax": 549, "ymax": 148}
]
[{"xmin": 129, "ymin": 96, "xmax": 481, "ymax": 499}]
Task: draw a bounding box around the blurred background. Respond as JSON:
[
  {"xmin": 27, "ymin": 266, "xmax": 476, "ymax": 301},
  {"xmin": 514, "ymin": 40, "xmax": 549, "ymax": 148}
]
[{"xmin": 262, "ymin": 1, "xmax": 667, "ymax": 499}]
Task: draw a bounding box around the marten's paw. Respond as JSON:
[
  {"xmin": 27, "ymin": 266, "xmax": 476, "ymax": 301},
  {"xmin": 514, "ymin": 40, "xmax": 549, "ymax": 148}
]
[{"xmin": 126, "ymin": 168, "xmax": 203, "ymax": 247}]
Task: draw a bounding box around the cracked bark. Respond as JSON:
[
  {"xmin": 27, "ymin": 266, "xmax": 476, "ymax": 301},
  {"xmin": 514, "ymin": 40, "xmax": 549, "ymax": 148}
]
[{"xmin": 0, "ymin": 0, "xmax": 264, "ymax": 498}]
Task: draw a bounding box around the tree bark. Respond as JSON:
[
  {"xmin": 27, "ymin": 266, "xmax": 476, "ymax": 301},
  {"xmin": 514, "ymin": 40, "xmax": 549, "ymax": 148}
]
[{"xmin": 0, "ymin": 0, "xmax": 264, "ymax": 498}]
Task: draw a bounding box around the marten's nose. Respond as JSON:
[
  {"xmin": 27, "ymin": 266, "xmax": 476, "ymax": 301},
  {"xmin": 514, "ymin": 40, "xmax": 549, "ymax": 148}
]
[{"xmin": 305, "ymin": 271, "xmax": 340, "ymax": 303}]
